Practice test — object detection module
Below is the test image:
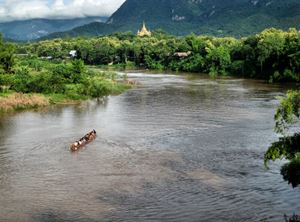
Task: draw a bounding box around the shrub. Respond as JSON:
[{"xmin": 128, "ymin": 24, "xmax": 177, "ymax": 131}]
[
  {"xmin": 64, "ymin": 84, "xmax": 86, "ymax": 99},
  {"xmin": 70, "ymin": 59, "xmax": 85, "ymax": 83},
  {"xmin": 11, "ymin": 67, "xmax": 31, "ymax": 93},
  {"xmin": 86, "ymin": 78, "xmax": 114, "ymax": 98}
]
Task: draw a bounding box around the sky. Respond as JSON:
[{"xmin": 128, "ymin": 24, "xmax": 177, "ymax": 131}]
[{"xmin": 0, "ymin": 0, "xmax": 125, "ymax": 22}]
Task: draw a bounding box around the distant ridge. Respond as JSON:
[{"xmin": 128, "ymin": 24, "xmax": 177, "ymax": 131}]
[
  {"xmin": 0, "ymin": 17, "xmax": 108, "ymax": 41},
  {"xmin": 38, "ymin": 22, "xmax": 119, "ymax": 40}
]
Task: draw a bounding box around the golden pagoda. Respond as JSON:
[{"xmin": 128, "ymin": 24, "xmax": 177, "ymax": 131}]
[{"xmin": 137, "ymin": 22, "xmax": 151, "ymax": 37}]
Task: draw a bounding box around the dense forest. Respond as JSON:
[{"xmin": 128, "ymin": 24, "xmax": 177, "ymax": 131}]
[{"xmin": 16, "ymin": 28, "xmax": 300, "ymax": 83}]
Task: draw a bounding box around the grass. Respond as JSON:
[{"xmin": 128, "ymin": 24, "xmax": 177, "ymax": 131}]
[
  {"xmin": 0, "ymin": 93, "xmax": 49, "ymax": 113},
  {"xmin": 0, "ymin": 82, "xmax": 132, "ymax": 113},
  {"xmin": 0, "ymin": 91, "xmax": 12, "ymax": 97},
  {"xmin": 110, "ymin": 82, "xmax": 132, "ymax": 94},
  {"xmin": 46, "ymin": 93, "xmax": 86, "ymax": 105},
  {"xmin": 0, "ymin": 92, "xmax": 87, "ymax": 113}
]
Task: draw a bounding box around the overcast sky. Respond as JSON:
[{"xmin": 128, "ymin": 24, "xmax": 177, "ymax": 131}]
[{"xmin": 0, "ymin": 0, "xmax": 126, "ymax": 22}]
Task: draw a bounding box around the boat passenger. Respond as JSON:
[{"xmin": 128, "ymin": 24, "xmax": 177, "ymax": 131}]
[{"xmin": 88, "ymin": 134, "xmax": 94, "ymax": 140}]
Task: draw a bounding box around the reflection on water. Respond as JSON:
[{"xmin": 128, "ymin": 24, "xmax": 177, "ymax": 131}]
[{"xmin": 0, "ymin": 72, "xmax": 299, "ymax": 222}]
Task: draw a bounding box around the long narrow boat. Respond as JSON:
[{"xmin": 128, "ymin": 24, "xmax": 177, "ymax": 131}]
[{"xmin": 70, "ymin": 130, "xmax": 96, "ymax": 152}]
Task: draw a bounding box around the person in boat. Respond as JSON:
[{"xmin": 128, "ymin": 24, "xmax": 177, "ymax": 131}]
[
  {"xmin": 83, "ymin": 134, "xmax": 90, "ymax": 141},
  {"xmin": 85, "ymin": 130, "xmax": 96, "ymax": 140},
  {"xmin": 88, "ymin": 133, "xmax": 94, "ymax": 140},
  {"xmin": 70, "ymin": 130, "xmax": 97, "ymax": 151},
  {"xmin": 90, "ymin": 130, "xmax": 96, "ymax": 138},
  {"xmin": 71, "ymin": 141, "xmax": 79, "ymax": 150}
]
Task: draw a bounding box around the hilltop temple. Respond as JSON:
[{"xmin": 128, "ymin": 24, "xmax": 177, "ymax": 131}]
[{"xmin": 137, "ymin": 22, "xmax": 152, "ymax": 37}]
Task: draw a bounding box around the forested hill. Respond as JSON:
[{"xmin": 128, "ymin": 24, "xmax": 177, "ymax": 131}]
[
  {"xmin": 42, "ymin": 0, "xmax": 300, "ymax": 39},
  {"xmin": 108, "ymin": 0, "xmax": 300, "ymax": 36}
]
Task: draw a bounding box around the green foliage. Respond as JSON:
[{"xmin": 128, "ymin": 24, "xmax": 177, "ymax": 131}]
[
  {"xmin": 18, "ymin": 57, "xmax": 44, "ymax": 72},
  {"xmin": 264, "ymin": 134, "xmax": 300, "ymax": 165},
  {"xmin": 0, "ymin": 35, "xmax": 15, "ymax": 73},
  {"xmin": 206, "ymin": 45, "xmax": 231, "ymax": 75},
  {"xmin": 144, "ymin": 55, "xmax": 164, "ymax": 70},
  {"xmin": 11, "ymin": 67, "xmax": 31, "ymax": 92},
  {"xmin": 3, "ymin": 56, "xmax": 127, "ymax": 100},
  {"xmin": 208, "ymin": 67, "xmax": 219, "ymax": 79},
  {"xmin": 86, "ymin": 78, "xmax": 112, "ymax": 97},
  {"xmin": 274, "ymin": 90, "xmax": 300, "ymax": 134},
  {"xmin": 64, "ymin": 84, "xmax": 87, "ymax": 100},
  {"xmin": 281, "ymin": 157, "xmax": 300, "ymax": 188},
  {"xmin": 0, "ymin": 74, "xmax": 13, "ymax": 86},
  {"xmin": 266, "ymin": 90, "xmax": 300, "ymax": 188},
  {"xmin": 171, "ymin": 54, "xmax": 205, "ymax": 73},
  {"xmin": 70, "ymin": 59, "xmax": 85, "ymax": 83},
  {"xmin": 20, "ymin": 28, "xmax": 299, "ymax": 81}
]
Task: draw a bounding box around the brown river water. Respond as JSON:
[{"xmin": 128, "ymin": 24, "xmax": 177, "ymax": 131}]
[{"xmin": 0, "ymin": 72, "xmax": 299, "ymax": 222}]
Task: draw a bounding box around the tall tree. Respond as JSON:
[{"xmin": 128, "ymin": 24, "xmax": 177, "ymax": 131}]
[{"xmin": 0, "ymin": 34, "xmax": 15, "ymax": 73}]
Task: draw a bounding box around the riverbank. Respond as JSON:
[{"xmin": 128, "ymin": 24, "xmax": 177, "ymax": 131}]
[
  {"xmin": 0, "ymin": 57, "xmax": 133, "ymax": 114},
  {"xmin": 0, "ymin": 80, "xmax": 132, "ymax": 114},
  {"xmin": 0, "ymin": 93, "xmax": 48, "ymax": 113},
  {"xmin": 0, "ymin": 92, "xmax": 84, "ymax": 113},
  {"xmin": 0, "ymin": 82, "xmax": 131, "ymax": 114}
]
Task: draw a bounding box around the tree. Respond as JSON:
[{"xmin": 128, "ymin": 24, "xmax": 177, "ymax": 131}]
[
  {"xmin": 206, "ymin": 45, "xmax": 231, "ymax": 76},
  {"xmin": 70, "ymin": 59, "xmax": 85, "ymax": 83},
  {"xmin": 265, "ymin": 90, "xmax": 300, "ymax": 188},
  {"xmin": 0, "ymin": 34, "xmax": 15, "ymax": 73}
]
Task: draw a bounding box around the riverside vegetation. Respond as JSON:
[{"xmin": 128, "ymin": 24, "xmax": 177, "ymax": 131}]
[
  {"xmin": 0, "ymin": 35, "xmax": 130, "ymax": 113},
  {"xmin": 17, "ymin": 27, "xmax": 300, "ymax": 82}
]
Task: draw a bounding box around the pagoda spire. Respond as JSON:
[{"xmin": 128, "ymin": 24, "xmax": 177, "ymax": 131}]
[{"xmin": 137, "ymin": 21, "xmax": 152, "ymax": 37}]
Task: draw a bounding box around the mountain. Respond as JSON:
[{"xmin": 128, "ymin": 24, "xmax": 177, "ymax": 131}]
[
  {"xmin": 0, "ymin": 17, "xmax": 108, "ymax": 41},
  {"xmin": 107, "ymin": 0, "xmax": 300, "ymax": 36},
  {"xmin": 42, "ymin": 0, "xmax": 300, "ymax": 39},
  {"xmin": 39, "ymin": 22, "xmax": 119, "ymax": 40}
]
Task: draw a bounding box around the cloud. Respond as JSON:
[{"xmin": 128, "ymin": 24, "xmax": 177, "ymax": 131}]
[{"xmin": 0, "ymin": 0, "xmax": 125, "ymax": 22}]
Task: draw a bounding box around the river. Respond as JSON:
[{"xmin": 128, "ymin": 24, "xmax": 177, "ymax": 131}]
[{"xmin": 0, "ymin": 72, "xmax": 299, "ymax": 222}]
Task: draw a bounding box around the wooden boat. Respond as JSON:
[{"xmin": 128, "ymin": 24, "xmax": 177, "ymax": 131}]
[{"xmin": 70, "ymin": 130, "xmax": 96, "ymax": 152}]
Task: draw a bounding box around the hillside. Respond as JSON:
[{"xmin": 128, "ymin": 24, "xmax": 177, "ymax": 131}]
[
  {"xmin": 40, "ymin": 0, "xmax": 300, "ymax": 39},
  {"xmin": 107, "ymin": 0, "xmax": 300, "ymax": 36},
  {"xmin": 39, "ymin": 22, "xmax": 119, "ymax": 40},
  {"xmin": 0, "ymin": 17, "xmax": 108, "ymax": 41}
]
